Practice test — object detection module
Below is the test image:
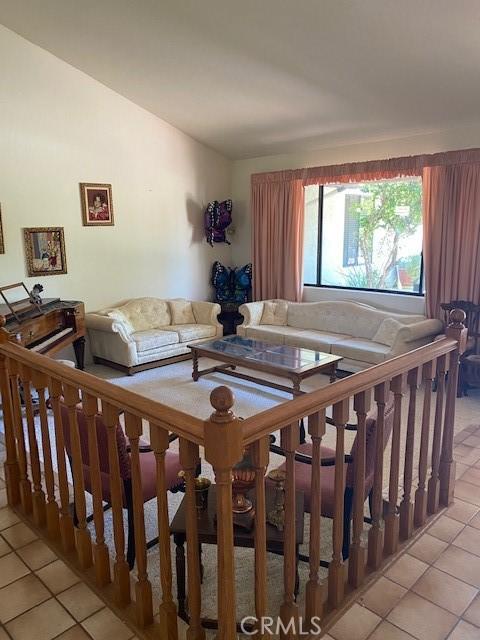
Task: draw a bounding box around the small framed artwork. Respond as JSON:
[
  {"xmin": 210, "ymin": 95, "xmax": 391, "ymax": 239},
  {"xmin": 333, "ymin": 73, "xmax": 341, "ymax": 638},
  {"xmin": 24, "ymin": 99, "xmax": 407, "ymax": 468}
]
[
  {"xmin": 80, "ymin": 182, "xmax": 114, "ymax": 226},
  {"xmin": 23, "ymin": 227, "xmax": 67, "ymax": 276},
  {"xmin": 0, "ymin": 205, "xmax": 4, "ymax": 254}
]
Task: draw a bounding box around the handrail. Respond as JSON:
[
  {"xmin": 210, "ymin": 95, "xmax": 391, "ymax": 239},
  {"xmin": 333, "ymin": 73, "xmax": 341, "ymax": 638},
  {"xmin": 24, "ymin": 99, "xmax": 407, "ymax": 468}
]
[
  {"xmin": 240, "ymin": 336, "xmax": 459, "ymax": 444},
  {"xmin": 0, "ymin": 339, "xmax": 205, "ymax": 444}
]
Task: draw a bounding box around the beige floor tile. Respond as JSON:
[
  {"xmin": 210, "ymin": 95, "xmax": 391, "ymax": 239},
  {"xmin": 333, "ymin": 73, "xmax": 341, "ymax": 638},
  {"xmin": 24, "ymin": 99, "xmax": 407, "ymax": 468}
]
[
  {"xmin": 55, "ymin": 626, "xmax": 93, "ymax": 639},
  {"xmin": 0, "ymin": 536, "xmax": 11, "ymax": 559},
  {"xmin": 412, "ymin": 566, "xmax": 478, "ymax": 615},
  {"xmin": 446, "ymin": 500, "xmax": 479, "ymax": 524},
  {"xmin": 0, "ymin": 553, "xmax": 30, "ymax": 589},
  {"xmin": 456, "ymin": 463, "xmax": 470, "ymax": 480},
  {"xmin": 428, "ymin": 515, "xmax": 465, "ymax": 542},
  {"xmin": 469, "ymin": 513, "xmax": 480, "ymax": 530},
  {"xmin": 434, "ymin": 546, "xmax": 480, "ymax": 588},
  {"xmin": 448, "ymin": 619, "xmax": 480, "ymax": 640},
  {"xmin": 387, "ymin": 592, "xmax": 457, "ymax": 640},
  {"xmin": 1, "ymin": 523, "xmax": 37, "ymax": 550},
  {"xmin": 385, "ymin": 553, "xmax": 429, "ymax": 588},
  {"xmin": 455, "ymin": 481, "xmax": 480, "ymax": 506},
  {"xmin": 460, "ymin": 467, "xmax": 480, "ymax": 487},
  {"xmin": 454, "ymin": 444, "xmax": 472, "ymax": 458},
  {"xmin": 0, "ymin": 508, "xmax": 20, "ymax": 531},
  {"xmin": 6, "ymin": 598, "xmax": 74, "ymax": 640},
  {"xmin": 360, "ymin": 576, "xmax": 407, "ymax": 617},
  {"xmin": 0, "ymin": 628, "xmax": 10, "ymax": 640},
  {"xmin": 463, "ymin": 593, "xmax": 480, "ymax": 627},
  {"xmin": 461, "ymin": 451, "xmax": 480, "ymax": 466},
  {"xmin": 0, "ymin": 574, "xmax": 50, "ymax": 622},
  {"xmin": 409, "ymin": 533, "xmax": 449, "ymax": 564},
  {"xmin": 17, "ymin": 540, "xmax": 57, "ymax": 571},
  {"xmin": 81, "ymin": 608, "xmax": 134, "ymax": 640},
  {"xmin": 329, "ymin": 603, "xmax": 381, "ymax": 640},
  {"xmin": 463, "ymin": 435, "xmax": 480, "ymax": 448},
  {"xmin": 453, "ymin": 526, "xmax": 480, "ymax": 557},
  {"xmin": 36, "ymin": 559, "xmax": 80, "ymax": 594},
  {"xmin": 368, "ymin": 621, "xmax": 416, "ymax": 640},
  {"xmin": 57, "ymin": 582, "xmax": 104, "ymax": 622}
]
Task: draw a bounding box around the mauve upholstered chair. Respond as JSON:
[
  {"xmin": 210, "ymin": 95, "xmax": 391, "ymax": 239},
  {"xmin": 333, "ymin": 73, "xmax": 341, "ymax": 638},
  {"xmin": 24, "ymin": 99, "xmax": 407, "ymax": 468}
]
[
  {"xmin": 60, "ymin": 404, "xmax": 183, "ymax": 568},
  {"xmin": 274, "ymin": 397, "xmax": 394, "ymax": 561}
]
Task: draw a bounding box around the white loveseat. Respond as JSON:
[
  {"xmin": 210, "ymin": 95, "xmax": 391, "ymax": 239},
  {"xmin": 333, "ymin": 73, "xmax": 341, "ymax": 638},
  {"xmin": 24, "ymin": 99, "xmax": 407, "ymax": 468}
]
[
  {"xmin": 238, "ymin": 300, "xmax": 443, "ymax": 372},
  {"xmin": 86, "ymin": 297, "xmax": 222, "ymax": 374}
]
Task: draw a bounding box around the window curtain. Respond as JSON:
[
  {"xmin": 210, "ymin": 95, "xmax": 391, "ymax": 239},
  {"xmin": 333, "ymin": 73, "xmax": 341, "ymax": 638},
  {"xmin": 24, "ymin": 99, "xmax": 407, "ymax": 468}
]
[
  {"xmin": 423, "ymin": 163, "xmax": 480, "ymax": 320},
  {"xmin": 252, "ymin": 175, "xmax": 305, "ymax": 301}
]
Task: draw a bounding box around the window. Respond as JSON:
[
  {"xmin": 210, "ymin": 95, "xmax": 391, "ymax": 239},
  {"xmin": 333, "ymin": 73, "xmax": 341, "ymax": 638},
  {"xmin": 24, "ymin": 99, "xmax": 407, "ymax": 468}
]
[{"xmin": 303, "ymin": 177, "xmax": 424, "ymax": 295}]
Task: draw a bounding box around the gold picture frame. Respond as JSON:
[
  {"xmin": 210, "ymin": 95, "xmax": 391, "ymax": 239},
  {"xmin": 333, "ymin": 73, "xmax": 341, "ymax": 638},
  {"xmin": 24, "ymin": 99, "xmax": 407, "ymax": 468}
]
[
  {"xmin": 0, "ymin": 205, "xmax": 4, "ymax": 254},
  {"xmin": 80, "ymin": 182, "xmax": 114, "ymax": 226},
  {"xmin": 23, "ymin": 227, "xmax": 67, "ymax": 276}
]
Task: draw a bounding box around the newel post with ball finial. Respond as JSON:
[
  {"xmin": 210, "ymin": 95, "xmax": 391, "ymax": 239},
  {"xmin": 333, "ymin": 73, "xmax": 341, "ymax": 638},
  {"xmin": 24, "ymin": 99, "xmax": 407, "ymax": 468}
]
[
  {"xmin": 204, "ymin": 385, "xmax": 244, "ymax": 640},
  {"xmin": 440, "ymin": 309, "xmax": 468, "ymax": 506}
]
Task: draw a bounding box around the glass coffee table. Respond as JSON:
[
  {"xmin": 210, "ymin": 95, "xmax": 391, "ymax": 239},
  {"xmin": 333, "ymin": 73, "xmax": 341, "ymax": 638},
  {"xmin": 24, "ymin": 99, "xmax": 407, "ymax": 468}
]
[{"xmin": 188, "ymin": 335, "xmax": 342, "ymax": 396}]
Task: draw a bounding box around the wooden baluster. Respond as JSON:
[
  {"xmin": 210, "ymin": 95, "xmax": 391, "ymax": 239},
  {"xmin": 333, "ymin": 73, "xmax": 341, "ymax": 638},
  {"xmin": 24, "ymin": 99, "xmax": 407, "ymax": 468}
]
[
  {"xmin": 31, "ymin": 370, "xmax": 60, "ymax": 539},
  {"xmin": 251, "ymin": 436, "xmax": 269, "ymax": 638},
  {"xmin": 368, "ymin": 383, "xmax": 387, "ymax": 570},
  {"xmin": 400, "ymin": 368, "xmax": 418, "ymax": 540},
  {"xmin": 204, "ymin": 386, "xmax": 244, "ymax": 640},
  {"xmin": 384, "ymin": 375, "xmax": 405, "ymax": 556},
  {"xmin": 9, "ymin": 361, "xmax": 32, "ymax": 513},
  {"xmin": 305, "ymin": 410, "xmax": 326, "ymax": 625},
  {"xmin": 0, "ymin": 343, "xmax": 20, "ymax": 506},
  {"xmin": 428, "ymin": 355, "xmax": 446, "ymax": 514},
  {"xmin": 21, "ymin": 365, "xmax": 46, "ymax": 527},
  {"xmin": 179, "ymin": 438, "xmax": 205, "ymax": 640},
  {"xmin": 49, "ymin": 379, "xmax": 75, "ymax": 552},
  {"xmin": 349, "ymin": 391, "xmax": 371, "ymax": 588},
  {"xmin": 329, "ymin": 399, "xmax": 349, "ymax": 609},
  {"xmin": 440, "ymin": 310, "xmax": 468, "ymax": 506},
  {"xmin": 103, "ymin": 402, "xmax": 131, "ymax": 607},
  {"xmin": 414, "ymin": 361, "xmax": 433, "ymax": 527},
  {"xmin": 278, "ymin": 421, "xmax": 300, "ymax": 637},
  {"xmin": 82, "ymin": 393, "xmax": 110, "ymax": 586},
  {"xmin": 64, "ymin": 385, "xmax": 93, "ymax": 569},
  {"xmin": 125, "ymin": 413, "xmax": 153, "ymax": 628},
  {"xmin": 150, "ymin": 424, "xmax": 178, "ymax": 640}
]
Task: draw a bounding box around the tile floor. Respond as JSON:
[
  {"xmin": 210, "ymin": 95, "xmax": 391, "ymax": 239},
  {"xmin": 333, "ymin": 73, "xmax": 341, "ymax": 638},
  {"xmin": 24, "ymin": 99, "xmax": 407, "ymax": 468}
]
[
  {"xmin": 324, "ymin": 423, "xmax": 480, "ymax": 640},
  {"xmin": 1, "ymin": 424, "xmax": 480, "ymax": 639}
]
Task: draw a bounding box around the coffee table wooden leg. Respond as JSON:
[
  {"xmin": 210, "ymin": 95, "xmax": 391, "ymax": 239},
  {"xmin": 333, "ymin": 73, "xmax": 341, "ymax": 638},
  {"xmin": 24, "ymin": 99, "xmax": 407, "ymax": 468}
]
[
  {"xmin": 330, "ymin": 363, "xmax": 338, "ymax": 383},
  {"xmin": 295, "ymin": 544, "xmax": 300, "ymax": 599},
  {"xmin": 192, "ymin": 351, "xmax": 199, "ymax": 381},
  {"xmin": 174, "ymin": 533, "xmax": 188, "ymax": 621}
]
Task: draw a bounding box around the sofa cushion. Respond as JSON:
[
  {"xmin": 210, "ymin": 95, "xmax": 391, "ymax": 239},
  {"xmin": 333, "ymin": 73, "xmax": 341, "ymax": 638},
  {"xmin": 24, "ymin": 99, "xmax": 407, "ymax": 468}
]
[
  {"xmin": 168, "ymin": 324, "xmax": 216, "ymax": 342},
  {"xmin": 334, "ymin": 338, "xmax": 390, "ymax": 365},
  {"xmin": 260, "ymin": 300, "xmax": 288, "ymax": 326},
  {"xmin": 283, "ymin": 329, "xmax": 352, "ymax": 353},
  {"xmin": 243, "ymin": 325, "xmax": 294, "ymax": 343},
  {"xmin": 132, "ymin": 329, "xmax": 179, "ymax": 353},
  {"xmin": 169, "ymin": 300, "xmax": 195, "ymax": 325},
  {"xmin": 373, "ymin": 317, "xmax": 403, "ymax": 347},
  {"xmin": 111, "ymin": 298, "xmax": 171, "ymax": 331}
]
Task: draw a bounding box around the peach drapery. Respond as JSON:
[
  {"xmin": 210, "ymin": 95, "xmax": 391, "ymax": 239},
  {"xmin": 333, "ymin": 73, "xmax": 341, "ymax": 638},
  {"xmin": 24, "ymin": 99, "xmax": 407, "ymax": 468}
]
[
  {"xmin": 252, "ymin": 176, "xmax": 305, "ymax": 301},
  {"xmin": 423, "ymin": 163, "xmax": 480, "ymax": 320}
]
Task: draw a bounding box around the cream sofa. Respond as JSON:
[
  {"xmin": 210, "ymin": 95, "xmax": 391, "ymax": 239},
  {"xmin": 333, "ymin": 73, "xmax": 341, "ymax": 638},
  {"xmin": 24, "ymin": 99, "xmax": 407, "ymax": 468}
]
[
  {"xmin": 237, "ymin": 300, "xmax": 443, "ymax": 372},
  {"xmin": 86, "ymin": 297, "xmax": 222, "ymax": 374}
]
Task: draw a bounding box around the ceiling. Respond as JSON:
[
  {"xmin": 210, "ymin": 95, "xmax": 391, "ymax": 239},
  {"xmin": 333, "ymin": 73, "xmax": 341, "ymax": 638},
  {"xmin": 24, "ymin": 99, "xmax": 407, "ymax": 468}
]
[{"xmin": 1, "ymin": 0, "xmax": 480, "ymax": 159}]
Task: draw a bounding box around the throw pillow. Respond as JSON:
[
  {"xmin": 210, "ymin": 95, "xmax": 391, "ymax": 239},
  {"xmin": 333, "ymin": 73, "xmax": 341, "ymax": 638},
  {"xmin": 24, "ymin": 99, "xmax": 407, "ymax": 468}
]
[
  {"xmin": 107, "ymin": 310, "xmax": 134, "ymax": 334},
  {"xmin": 373, "ymin": 317, "xmax": 403, "ymax": 347},
  {"xmin": 169, "ymin": 299, "xmax": 196, "ymax": 325},
  {"xmin": 260, "ymin": 300, "xmax": 288, "ymax": 326}
]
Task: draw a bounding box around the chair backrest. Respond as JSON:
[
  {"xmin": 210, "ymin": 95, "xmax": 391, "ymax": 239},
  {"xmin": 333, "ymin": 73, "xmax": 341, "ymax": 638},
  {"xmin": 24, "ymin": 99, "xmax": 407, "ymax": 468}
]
[
  {"xmin": 60, "ymin": 404, "xmax": 131, "ymax": 487},
  {"xmin": 346, "ymin": 395, "xmax": 395, "ymax": 497},
  {"xmin": 441, "ymin": 300, "xmax": 480, "ymax": 353}
]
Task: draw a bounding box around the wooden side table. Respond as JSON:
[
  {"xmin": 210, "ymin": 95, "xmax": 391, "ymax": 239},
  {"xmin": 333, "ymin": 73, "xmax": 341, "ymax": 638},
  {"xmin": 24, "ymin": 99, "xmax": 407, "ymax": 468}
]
[{"xmin": 170, "ymin": 484, "xmax": 305, "ymax": 631}]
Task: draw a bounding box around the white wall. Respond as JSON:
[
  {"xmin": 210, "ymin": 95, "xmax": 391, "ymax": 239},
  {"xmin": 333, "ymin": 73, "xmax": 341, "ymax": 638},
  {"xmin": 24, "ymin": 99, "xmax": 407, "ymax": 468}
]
[
  {"xmin": 231, "ymin": 125, "xmax": 480, "ymax": 313},
  {"xmin": 0, "ymin": 26, "xmax": 232, "ymax": 312}
]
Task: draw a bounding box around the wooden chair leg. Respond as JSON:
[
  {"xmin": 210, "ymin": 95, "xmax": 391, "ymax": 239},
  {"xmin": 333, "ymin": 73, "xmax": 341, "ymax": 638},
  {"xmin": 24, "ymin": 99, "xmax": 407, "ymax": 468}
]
[
  {"xmin": 125, "ymin": 481, "xmax": 136, "ymax": 570},
  {"xmin": 342, "ymin": 487, "xmax": 353, "ymax": 560}
]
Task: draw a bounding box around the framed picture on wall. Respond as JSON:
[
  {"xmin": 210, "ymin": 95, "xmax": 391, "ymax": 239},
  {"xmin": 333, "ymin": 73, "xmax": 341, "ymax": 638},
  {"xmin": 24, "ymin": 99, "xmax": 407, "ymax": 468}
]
[
  {"xmin": 23, "ymin": 227, "xmax": 67, "ymax": 276},
  {"xmin": 0, "ymin": 205, "xmax": 4, "ymax": 254},
  {"xmin": 79, "ymin": 182, "xmax": 114, "ymax": 226}
]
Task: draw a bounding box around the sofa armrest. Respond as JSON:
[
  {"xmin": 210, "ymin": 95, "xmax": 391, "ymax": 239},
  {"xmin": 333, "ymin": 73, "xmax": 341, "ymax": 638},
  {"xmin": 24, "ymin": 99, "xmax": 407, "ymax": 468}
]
[
  {"xmin": 238, "ymin": 301, "xmax": 264, "ymax": 327},
  {"xmin": 86, "ymin": 313, "xmax": 133, "ymax": 344},
  {"xmin": 191, "ymin": 301, "xmax": 221, "ymax": 326},
  {"xmin": 391, "ymin": 319, "xmax": 443, "ymax": 348}
]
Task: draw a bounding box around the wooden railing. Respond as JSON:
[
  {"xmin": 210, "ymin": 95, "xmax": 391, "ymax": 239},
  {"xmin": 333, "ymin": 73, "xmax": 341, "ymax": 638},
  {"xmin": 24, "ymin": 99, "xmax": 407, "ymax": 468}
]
[{"xmin": 0, "ymin": 311, "xmax": 468, "ymax": 639}]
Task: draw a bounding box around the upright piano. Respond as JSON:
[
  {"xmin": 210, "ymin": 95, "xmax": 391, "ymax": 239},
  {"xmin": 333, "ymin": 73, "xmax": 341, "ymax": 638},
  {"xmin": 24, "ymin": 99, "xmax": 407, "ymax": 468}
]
[{"xmin": 0, "ymin": 282, "xmax": 86, "ymax": 369}]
